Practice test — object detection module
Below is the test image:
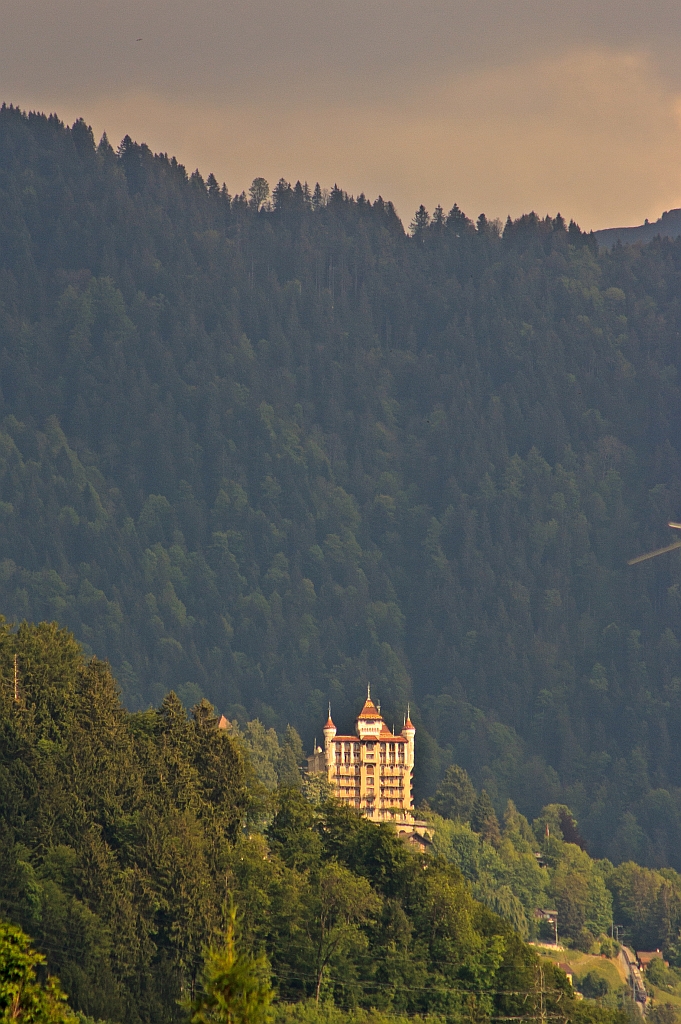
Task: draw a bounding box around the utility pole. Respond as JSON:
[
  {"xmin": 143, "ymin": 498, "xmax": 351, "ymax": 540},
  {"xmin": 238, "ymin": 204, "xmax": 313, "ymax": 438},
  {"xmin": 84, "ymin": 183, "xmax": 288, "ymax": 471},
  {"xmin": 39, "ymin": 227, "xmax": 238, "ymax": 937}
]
[
  {"xmin": 538, "ymin": 964, "xmax": 547, "ymax": 1024},
  {"xmin": 13, "ymin": 654, "xmax": 18, "ymax": 702}
]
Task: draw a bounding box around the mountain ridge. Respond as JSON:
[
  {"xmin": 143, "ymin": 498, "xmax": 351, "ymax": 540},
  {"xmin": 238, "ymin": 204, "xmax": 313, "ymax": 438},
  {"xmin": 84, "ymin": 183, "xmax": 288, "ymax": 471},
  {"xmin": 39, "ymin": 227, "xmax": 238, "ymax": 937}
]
[{"xmin": 594, "ymin": 207, "xmax": 681, "ymax": 247}]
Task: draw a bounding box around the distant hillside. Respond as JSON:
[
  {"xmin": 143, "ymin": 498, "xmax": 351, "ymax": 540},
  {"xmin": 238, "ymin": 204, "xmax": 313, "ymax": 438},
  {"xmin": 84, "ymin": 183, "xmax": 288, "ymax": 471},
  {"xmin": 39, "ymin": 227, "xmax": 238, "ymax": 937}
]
[
  {"xmin": 7, "ymin": 104, "xmax": 681, "ymax": 868},
  {"xmin": 595, "ymin": 207, "xmax": 681, "ymax": 247}
]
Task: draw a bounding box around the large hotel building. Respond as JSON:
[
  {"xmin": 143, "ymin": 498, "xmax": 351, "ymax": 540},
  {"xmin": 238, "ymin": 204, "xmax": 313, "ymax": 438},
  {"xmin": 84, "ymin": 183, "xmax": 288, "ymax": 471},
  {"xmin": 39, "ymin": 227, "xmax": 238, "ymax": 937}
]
[{"xmin": 307, "ymin": 688, "xmax": 429, "ymax": 831}]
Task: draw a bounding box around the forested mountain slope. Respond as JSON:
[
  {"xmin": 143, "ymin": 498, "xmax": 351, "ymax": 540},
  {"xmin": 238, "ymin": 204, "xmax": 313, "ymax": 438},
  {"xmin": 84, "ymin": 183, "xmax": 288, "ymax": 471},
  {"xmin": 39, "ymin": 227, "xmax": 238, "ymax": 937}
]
[
  {"xmin": 3, "ymin": 104, "xmax": 681, "ymax": 865},
  {"xmin": 2, "ymin": 620, "xmax": 611, "ymax": 1024}
]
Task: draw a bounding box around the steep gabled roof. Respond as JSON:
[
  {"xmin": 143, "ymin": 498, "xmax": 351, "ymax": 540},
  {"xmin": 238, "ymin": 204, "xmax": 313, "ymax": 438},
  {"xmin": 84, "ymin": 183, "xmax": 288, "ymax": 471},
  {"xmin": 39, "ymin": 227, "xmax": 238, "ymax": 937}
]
[{"xmin": 357, "ymin": 697, "xmax": 382, "ymax": 720}]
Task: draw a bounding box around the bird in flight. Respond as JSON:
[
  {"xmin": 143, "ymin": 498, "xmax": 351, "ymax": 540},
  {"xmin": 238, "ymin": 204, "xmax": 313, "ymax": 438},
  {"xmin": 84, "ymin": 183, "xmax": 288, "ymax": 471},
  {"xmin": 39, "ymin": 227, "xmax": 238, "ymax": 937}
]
[{"xmin": 629, "ymin": 522, "xmax": 681, "ymax": 564}]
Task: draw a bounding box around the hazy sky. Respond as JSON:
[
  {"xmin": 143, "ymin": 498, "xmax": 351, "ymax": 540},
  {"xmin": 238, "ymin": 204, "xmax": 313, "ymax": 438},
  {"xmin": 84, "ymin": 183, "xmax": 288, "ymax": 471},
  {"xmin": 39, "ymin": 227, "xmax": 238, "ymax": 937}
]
[{"xmin": 3, "ymin": 0, "xmax": 681, "ymax": 229}]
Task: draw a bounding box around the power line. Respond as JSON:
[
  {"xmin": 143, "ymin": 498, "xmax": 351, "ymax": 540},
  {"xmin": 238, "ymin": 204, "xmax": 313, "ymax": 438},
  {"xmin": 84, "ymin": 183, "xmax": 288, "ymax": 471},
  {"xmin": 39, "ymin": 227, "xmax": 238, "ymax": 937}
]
[
  {"xmin": 0, "ymin": 907, "xmax": 569, "ymax": 999},
  {"xmin": 0, "ymin": 894, "xmax": 571, "ymax": 997}
]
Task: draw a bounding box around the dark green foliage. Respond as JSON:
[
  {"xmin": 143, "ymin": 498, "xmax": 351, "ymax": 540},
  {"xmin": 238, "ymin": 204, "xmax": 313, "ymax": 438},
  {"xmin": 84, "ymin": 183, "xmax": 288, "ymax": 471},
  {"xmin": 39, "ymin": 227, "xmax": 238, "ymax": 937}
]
[
  {"xmin": 431, "ymin": 788, "xmax": 681, "ymax": 960},
  {"xmin": 1, "ymin": 103, "xmax": 681, "ymax": 870},
  {"xmin": 266, "ymin": 788, "xmax": 323, "ymax": 870},
  {"xmin": 0, "ymin": 618, "xmax": 248, "ymax": 1024},
  {"xmin": 605, "ymin": 860, "xmax": 681, "ymax": 952},
  {"xmin": 578, "ymin": 972, "xmax": 610, "ymax": 999},
  {"xmin": 0, "ymin": 920, "xmax": 76, "ymax": 1024},
  {"xmin": 470, "ymin": 792, "xmax": 501, "ymax": 847},
  {"xmin": 429, "ymin": 766, "xmax": 476, "ymax": 822},
  {"xmin": 272, "ymin": 1003, "xmax": 623, "ymax": 1024},
  {"xmin": 0, "ymin": 617, "xmax": 631, "ymax": 1024},
  {"xmin": 648, "ymin": 1005, "xmax": 680, "ymax": 1024},
  {"xmin": 645, "ymin": 958, "xmax": 677, "ymax": 989},
  {"xmin": 185, "ymin": 904, "xmax": 273, "ymax": 1024}
]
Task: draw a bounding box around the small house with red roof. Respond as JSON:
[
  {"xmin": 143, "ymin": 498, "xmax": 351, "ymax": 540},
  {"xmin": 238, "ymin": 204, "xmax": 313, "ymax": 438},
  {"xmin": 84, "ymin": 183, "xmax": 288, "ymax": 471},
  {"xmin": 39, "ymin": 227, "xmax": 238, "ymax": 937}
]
[{"xmin": 637, "ymin": 950, "xmax": 666, "ymax": 971}]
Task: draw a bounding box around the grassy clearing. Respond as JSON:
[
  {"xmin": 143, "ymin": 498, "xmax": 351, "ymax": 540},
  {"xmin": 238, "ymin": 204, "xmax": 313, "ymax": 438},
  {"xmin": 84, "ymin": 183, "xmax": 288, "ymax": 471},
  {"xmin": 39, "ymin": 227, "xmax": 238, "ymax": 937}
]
[
  {"xmin": 648, "ymin": 990, "xmax": 681, "ymax": 1009},
  {"xmin": 537, "ymin": 949, "xmax": 627, "ymax": 992}
]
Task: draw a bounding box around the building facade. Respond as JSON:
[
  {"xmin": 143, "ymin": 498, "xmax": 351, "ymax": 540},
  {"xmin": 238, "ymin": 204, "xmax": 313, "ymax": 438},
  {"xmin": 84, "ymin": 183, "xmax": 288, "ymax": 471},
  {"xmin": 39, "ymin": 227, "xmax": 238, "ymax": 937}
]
[{"xmin": 308, "ymin": 689, "xmax": 416, "ymax": 824}]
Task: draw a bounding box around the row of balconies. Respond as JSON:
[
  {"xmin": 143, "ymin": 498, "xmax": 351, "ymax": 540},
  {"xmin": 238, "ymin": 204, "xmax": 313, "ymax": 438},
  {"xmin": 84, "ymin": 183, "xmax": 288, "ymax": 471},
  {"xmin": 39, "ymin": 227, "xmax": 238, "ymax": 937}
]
[
  {"xmin": 334, "ymin": 794, "xmax": 412, "ymax": 813},
  {"xmin": 333, "ymin": 782, "xmax": 403, "ymax": 798},
  {"xmin": 334, "ymin": 742, "xmax": 406, "ymax": 752},
  {"xmin": 334, "ymin": 784, "xmax": 406, "ymax": 795},
  {"xmin": 336, "ymin": 755, "xmax": 405, "ymax": 765}
]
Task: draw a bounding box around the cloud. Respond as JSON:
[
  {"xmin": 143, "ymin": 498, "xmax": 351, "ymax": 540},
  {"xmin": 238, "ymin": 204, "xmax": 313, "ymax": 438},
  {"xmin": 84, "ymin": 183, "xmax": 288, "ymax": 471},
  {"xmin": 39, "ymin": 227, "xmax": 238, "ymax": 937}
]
[
  {"xmin": 17, "ymin": 46, "xmax": 681, "ymax": 231},
  {"xmin": 5, "ymin": 0, "xmax": 681, "ymax": 103}
]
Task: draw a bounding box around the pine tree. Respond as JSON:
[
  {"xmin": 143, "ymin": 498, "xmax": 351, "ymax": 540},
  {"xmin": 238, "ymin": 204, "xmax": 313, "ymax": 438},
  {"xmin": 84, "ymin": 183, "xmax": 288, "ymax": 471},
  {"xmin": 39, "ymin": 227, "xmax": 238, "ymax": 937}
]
[
  {"xmin": 430, "ymin": 765, "xmax": 476, "ymax": 821},
  {"xmin": 186, "ymin": 904, "xmax": 272, "ymax": 1024},
  {"xmin": 471, "ymin": 790, "xmax": 501, "ymax": 847},
  {"xmin": 410, "ymin": 204, "xmax": 430, "ymax": 236}
]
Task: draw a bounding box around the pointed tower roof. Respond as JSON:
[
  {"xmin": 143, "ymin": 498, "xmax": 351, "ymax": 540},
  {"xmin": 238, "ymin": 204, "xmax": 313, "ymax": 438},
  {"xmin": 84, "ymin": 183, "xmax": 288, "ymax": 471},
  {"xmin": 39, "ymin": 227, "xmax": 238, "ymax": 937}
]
[
  {"xmin": 324, "ymin": 702, "xmax": 336, "ymax": 731},
  {"xmin": 357, "ymin": 683, "xmax": 383, "ymax": 721},
  {"xmin": 357, "ymin": 697, "xmax": 382, "ymax": 720}
]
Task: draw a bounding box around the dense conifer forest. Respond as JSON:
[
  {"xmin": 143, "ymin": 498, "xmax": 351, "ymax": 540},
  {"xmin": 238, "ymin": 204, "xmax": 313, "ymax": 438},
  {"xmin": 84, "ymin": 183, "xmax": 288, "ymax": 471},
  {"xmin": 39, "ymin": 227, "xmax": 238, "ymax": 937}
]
[
  {"xmin": 4, "ymin": 103, "xmax": 681, "ymax": 866},
  {"xmin": 0, "ymin": 618, "xmax": 638, "ymax": 1024}
]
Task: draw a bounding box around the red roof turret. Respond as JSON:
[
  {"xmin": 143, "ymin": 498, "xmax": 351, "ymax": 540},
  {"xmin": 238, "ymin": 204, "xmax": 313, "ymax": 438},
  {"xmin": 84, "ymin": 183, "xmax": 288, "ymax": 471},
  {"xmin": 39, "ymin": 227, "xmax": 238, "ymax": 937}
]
[
  {"xmin": 402, "ymin": 706, "xmax": 415, "ymax": 734},
  {"xmin": 323, "ymin": 704, "xmax": 336, "ymax": 734}
]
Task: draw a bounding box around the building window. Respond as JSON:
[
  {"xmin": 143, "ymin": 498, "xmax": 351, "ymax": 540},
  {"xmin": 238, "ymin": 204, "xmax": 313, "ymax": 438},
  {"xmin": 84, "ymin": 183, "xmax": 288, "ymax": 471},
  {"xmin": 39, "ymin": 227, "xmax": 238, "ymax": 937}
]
[{"xmin": 366, "ymin": 764, "xmax": 374, "ymax": 775}]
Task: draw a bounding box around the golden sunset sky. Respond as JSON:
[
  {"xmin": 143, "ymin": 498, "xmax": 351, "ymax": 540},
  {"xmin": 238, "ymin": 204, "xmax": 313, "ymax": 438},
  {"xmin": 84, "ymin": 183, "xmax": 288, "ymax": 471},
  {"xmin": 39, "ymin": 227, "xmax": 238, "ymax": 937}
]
[{"xmin": 3, "ymin": 0, "xmax": 681, "ymax": 230}]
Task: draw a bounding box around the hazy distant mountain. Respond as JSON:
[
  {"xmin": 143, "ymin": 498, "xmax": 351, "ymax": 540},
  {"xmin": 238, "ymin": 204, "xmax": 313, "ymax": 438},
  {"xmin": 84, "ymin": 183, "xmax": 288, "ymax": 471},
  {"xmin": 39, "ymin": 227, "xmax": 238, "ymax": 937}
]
[{"xmin": 595, "ymin": 207, "xmax": 681, "ymax": 247}]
